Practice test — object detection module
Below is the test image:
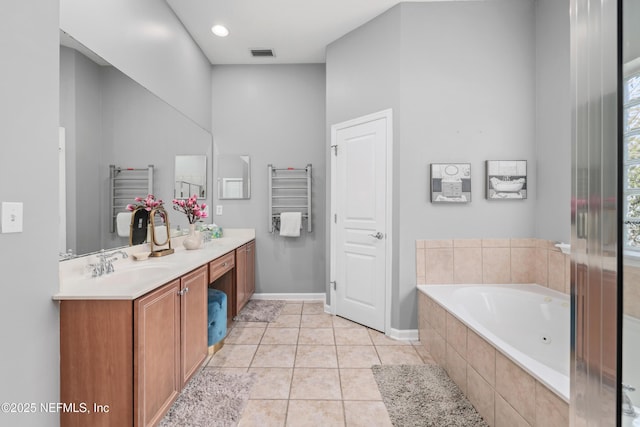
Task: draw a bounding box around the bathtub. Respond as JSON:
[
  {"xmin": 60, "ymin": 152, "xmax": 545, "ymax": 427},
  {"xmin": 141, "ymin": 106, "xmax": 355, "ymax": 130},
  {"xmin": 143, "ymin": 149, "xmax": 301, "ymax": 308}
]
[{"xmin": 417, "ymin": 283, "xmax": 570, "ymax": 404}]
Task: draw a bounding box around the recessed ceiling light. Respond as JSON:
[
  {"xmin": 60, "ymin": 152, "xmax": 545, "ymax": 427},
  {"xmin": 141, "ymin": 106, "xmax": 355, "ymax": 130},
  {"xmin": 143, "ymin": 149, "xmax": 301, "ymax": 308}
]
[{"xmin": 211, "ymin": 25, "xmax": 229, "ymax": 37}]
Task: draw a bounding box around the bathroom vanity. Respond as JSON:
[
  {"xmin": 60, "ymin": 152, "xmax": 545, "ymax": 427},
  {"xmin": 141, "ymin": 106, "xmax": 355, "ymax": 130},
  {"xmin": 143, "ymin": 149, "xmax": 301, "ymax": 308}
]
[{"xmin": 54, "ymin": 229, "xmax": 255, "ymax": 427}]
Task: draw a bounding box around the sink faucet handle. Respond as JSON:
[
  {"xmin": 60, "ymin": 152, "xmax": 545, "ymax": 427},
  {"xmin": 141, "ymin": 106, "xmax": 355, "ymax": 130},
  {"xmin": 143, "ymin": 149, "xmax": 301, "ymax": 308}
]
[{"xmin": 623, "ymin": 384, "xmax": 636, "ymax": 392}]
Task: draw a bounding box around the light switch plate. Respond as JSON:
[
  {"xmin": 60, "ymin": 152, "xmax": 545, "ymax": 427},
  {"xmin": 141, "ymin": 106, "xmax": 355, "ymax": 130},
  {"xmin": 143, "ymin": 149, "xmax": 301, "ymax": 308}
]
[
  {"xmin": 216, "ymin": 205, "xmax": 223, "ymax": 215},
  {"xmin": 1, "ymin": 202, "xmax": 23, "ymax": 233}
]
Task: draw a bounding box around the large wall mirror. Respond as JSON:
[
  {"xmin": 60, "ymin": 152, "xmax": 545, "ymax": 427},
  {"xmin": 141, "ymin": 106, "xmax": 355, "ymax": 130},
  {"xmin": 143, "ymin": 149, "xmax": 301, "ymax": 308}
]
[
  {"xmin": 59, "ymin": 31, "xmax": 213, "ymax": 258},
  {"xmin": 217, "ymin": 154, "xmax": 251, "ymax": 199}
]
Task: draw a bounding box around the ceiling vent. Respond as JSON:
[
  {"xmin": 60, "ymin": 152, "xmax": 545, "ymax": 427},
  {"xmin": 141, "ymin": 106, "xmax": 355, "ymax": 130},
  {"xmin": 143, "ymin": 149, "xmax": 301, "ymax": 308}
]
[{"xmin": 250, "ymin": 49, "xmax": 275, "ymax": 58}]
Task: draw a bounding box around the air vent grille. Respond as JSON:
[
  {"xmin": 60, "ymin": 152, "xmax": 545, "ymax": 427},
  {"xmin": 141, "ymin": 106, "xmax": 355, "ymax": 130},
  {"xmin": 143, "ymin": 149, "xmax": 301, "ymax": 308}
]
[{"xmin": 251, "ymin": 49, "xmax": 275, "ymax": 58}]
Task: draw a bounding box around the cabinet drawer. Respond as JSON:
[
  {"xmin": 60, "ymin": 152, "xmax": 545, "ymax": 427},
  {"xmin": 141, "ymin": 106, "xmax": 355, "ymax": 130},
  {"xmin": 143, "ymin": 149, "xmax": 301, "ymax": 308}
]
[{"xmin": 209, "ymin": 252, "xmax": 235, "ymax": 282}]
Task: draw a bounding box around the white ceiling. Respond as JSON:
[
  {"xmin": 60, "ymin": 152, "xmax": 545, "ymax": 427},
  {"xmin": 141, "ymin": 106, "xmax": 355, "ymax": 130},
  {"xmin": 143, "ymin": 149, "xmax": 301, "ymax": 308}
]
[{"xmin": 165, "ymin": 0, "xmax": 436, "ymax": 65}]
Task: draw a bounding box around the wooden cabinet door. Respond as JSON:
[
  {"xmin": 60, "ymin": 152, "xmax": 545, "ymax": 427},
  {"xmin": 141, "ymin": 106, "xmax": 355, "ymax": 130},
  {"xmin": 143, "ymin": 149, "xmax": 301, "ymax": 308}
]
[
  {"xmin": 236, "ymin": 244, "xmax": 247, "ymax": 313},
  {"xmin": 134, "ymin": 280, "xmax": 181, "ymax": 427},
  {"xmin": 246, "ymin": 240, "xmax": 255, "ymax": 296},
  {"xmin": 180, "ymin": 265, "xmax": 208, "ymax": 387}
]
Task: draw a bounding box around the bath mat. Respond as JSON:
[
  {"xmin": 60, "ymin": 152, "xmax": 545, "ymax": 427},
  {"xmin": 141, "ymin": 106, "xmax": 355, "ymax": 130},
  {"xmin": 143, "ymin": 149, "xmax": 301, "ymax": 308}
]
[
  {"xmin": 234, "ymin": 299, "xmax": 286, "ymax": 322},
  {"xmin": 159, "ymin": 368, "xmax": 256, "ymax": 427},
  {"xmin": 372, "ymin": 365, "xmax": 488, "ymax": 427}
]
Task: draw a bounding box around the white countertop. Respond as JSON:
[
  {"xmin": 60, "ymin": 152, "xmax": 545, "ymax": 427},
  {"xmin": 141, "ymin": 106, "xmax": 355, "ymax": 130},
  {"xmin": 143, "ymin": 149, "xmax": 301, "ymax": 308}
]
[{"xmin": 54, "ymin": 228, "xmax": 255, "ymax": 301}]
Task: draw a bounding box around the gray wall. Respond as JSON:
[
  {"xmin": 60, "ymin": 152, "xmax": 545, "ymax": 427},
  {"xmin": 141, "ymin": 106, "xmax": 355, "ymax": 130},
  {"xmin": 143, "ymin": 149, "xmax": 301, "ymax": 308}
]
[
  {"xmin": 327, "ymin": 1, "xmax": 537, "ymax": 329},
  {"xmin": 211, "ymin": 65, "xmax": 327, "ymax": 295},
  {"xmin": 0, "ymin": 1, "xmax": 60, "ymax": 426},
  {"xmin": 60, "ymin": 0, "xmax": 212, "ymax": 131},
  {"xmin": 534, "ymin": 0, "xmax": 571, "ymax": 243}
]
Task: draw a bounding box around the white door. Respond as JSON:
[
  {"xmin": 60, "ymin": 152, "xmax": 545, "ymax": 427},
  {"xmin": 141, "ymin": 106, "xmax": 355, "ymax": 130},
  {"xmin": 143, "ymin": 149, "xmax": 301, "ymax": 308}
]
[{"xmin": 330, "ymin": 110, "xmax": 392, "ymax": 333}]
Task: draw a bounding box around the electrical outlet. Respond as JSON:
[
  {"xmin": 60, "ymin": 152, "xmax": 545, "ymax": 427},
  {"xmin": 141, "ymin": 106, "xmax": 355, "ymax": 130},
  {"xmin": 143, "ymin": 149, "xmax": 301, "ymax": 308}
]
[
  {"xmin": 1, "ymin": 202, "xmax": 23, "ymax": 233},
  {"xmin": 216, "ymin": 205, "xmax": 223, "ymax": 215}
]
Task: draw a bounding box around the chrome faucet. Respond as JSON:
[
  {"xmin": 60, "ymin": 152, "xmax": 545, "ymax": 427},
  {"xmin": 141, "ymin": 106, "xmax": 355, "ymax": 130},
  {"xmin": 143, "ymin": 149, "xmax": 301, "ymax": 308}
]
[
  {"xmin": 90, "ymin": 249, "xmax": 129, "ymax": 277},
  {"xmin": 623, "ymin": 384, "xmax": 637, "ymax": 417}
]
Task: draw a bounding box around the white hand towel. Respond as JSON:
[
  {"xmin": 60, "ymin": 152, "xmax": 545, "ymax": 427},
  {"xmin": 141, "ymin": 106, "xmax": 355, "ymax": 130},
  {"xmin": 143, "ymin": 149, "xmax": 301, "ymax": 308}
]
[
  {"xmin": 116, "ymin": 212, "xmax": 132, "ymax": 237},
  {"xmin": 279, "ymin": 212, "xmax": 302, "ymax": 237}
]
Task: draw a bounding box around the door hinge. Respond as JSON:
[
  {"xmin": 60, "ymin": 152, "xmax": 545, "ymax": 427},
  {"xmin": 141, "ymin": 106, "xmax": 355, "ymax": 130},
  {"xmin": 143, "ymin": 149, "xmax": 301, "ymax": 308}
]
[
  {"xmin": 331, "ymin": 144, "xmax": 338, "ymax": 156},
  {"xmin": 334, "ymin": 213, "xmax": 337, "ymax": 223},
  {"xmin": 330, "ymin": 281, "xmax": 336, "ymax": 290}
]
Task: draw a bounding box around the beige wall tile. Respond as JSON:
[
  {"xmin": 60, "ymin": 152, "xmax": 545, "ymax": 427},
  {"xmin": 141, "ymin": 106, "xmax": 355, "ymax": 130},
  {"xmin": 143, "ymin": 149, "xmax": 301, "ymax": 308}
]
[
  {"xmin": 454, "ymin": 247, "xmax": 483, "ymax": 283},
  {"xmin": 467, "ymin": 366, "xmax": 495, "ymax": 426},
  {"xmin": 446, "ymin": 312, "xmax": 467, "ymax": 358},
  {"xmin": 548, "ymin": 251, "xmax": 566, "ymax": 293},
  {"xmin": 495, "ymin": 352, "xmax": 536, "ymax": 424},
  {"xmin": 416, "ymin": 240, "xmax": 426, "ymax": 249},
  {"xmin": 483, "ymin": 248, "xmax": 511, "ymax": 284},
  {"xmin": 535, "ymin": 381, "xmax": 569, "ymax": 427},
  {"xmin": 429, "ymin": 331, "xmax": 446, "ymax": 367},
  {"xmin": 424, "ymin": 239, "xmax": 453, "ymax": 248},
  {"xmin": 510, "ymin": 238, "xmax": 537, "ymax": 248},
  {"xmin": 445, "ymin": 344, "xmax": 467, "ymax": 394},
  {"xmin": 431, "ymin": 301, "xmax": 446, "ymax": 338},
  {"xmin": 454, "ymin": 239, "xmax": 482, "ymax": 248},
  {"xmin": 467, "ymin": 330, "xmax": 496, "ymax": 386},
  {"xmin": 511, "ymin": 247, "xmax": 536, "ymax": 283},
  {"xmin": 416, "ymin": 247, "xmax": 426, "ymax": 284},
  {"xmin": 534, "ymin": 248, "xmax": 548, "ymax": 286},
  {"xmin": 495, "ymin": 393, "xmax": 531, "ymax": 427},
  {"xmin": 425, "ymin": 248, "xmax": 454, "ymax": 283},
  {"xmin": 482, "ymin": 239, "xmax": 511, "ymax": 248}
]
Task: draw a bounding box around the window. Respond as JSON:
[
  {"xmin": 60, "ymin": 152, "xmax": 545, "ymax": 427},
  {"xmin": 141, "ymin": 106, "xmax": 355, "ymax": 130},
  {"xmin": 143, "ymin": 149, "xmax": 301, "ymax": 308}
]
[{"xmin": 624, "ymin": 71, "xmax": 640, "ymax": 250}]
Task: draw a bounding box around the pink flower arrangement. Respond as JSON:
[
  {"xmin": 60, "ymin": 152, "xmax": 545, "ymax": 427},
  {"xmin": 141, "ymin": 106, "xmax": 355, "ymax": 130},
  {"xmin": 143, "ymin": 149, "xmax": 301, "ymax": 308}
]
[
  {"xmin": 172, "ymin": 195, "xmax": 208, "ymax": 224},
  {"xmin": 126, "ymin": 194, "xmax": 164, "ymax": 212}
]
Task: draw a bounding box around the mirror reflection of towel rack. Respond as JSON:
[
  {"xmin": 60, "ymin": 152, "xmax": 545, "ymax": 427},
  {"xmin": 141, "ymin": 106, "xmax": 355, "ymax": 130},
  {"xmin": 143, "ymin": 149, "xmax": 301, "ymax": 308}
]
[{"xmin": 268, "ymin": 164, "xmax": 312, "ymax": 233}]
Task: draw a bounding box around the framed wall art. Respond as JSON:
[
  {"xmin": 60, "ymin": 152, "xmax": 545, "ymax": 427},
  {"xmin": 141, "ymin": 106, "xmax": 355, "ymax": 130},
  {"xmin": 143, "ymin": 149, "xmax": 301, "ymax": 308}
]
[
  {"xmin": 430, "ymin": 163, "xmax": 471, "ymax": 203},
  {"xmin": 486, "ymin": 160, "xmax": 527, "ymax": 200}
]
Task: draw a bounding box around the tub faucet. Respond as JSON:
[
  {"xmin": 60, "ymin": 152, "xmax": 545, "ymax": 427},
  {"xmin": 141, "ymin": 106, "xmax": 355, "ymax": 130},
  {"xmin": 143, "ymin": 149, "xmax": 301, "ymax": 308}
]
[{"xmin": 623, "ymin": 384, "xmax": 637, "ymax": 417}]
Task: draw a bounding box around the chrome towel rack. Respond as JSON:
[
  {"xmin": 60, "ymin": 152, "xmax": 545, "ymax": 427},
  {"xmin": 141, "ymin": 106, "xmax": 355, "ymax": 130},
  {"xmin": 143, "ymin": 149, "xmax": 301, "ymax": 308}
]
[
  {"xmin": 109, "ymin": 164, "xmax": 154, "ymax": 233},
  {"xmin": 268, "ymin": 164, "xmax": 312, "ymax": 233}
]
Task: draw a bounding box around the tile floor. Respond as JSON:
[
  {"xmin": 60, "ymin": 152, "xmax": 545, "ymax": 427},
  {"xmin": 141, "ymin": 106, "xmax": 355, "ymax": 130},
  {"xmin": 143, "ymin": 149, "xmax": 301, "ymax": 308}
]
[{"xmin": 203, "ymin": 301, "xmax": 436, "ymax": 427}]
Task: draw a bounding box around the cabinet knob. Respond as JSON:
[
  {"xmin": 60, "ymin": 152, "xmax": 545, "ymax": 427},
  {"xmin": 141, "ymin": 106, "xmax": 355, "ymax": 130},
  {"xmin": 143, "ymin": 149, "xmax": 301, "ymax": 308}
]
[{"xmin": 223, "ymin": 262, "xmax": 228, "ymax": 267}]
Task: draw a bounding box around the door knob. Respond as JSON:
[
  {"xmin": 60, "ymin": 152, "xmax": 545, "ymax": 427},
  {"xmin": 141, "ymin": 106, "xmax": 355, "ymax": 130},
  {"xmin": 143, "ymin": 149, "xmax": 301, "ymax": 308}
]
[{"xmin": 369, "ymin": 232, "xmax": 384, "ymax": 240}]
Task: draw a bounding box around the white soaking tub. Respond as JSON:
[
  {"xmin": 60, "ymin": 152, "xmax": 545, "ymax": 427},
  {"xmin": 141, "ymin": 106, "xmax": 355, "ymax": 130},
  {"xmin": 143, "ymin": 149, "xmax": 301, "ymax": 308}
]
[{"xmin": 417, "ymin": 283, "xmax": 570, "ymax": 402}]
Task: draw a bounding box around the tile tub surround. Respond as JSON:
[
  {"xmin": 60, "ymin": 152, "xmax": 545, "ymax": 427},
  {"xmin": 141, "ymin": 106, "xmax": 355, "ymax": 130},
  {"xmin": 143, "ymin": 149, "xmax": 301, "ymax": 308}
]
[
  {"xmin": 416, "ymin": 238, "xmax": 570, "ymax": 294},
  {"xmin": 417, "ymin": 291, "xmax": 569, "ymax": 427}
]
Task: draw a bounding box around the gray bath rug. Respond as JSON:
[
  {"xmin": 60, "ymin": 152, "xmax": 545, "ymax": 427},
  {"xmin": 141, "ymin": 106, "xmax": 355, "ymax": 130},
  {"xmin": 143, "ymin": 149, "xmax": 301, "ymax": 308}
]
[
  {"xmin": 234, "ymin": 299, "xmax": 286, "ymax": 322},
  {"xmin": 159, "ymin": 368, "xmax": 256, "ymax": 427},
  {"xmin": 372, "ymin": 365, "xmax": 489, "ymax": 427}
]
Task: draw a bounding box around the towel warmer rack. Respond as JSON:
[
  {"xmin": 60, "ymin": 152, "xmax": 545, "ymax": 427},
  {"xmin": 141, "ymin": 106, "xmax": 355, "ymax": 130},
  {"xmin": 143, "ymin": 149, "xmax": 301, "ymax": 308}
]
[
  {"xmin": 109, "ymin": 164, "xmax": 154, "ymax": 233},
  {"xmin": 268, "ymin": 164, "xmax": 312, "ymax": 233}
]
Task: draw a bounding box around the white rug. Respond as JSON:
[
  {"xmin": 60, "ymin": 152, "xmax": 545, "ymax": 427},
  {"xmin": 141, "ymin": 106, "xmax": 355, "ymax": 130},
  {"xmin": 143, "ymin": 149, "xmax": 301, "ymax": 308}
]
[
  {"xmin": 234, "ymin": 300, "xmax": 286, "ymax": 322},
  {"xmin": 372, "ymin": 364, "xmax": 488, "ymax": 427},
  {"xmin": 160, "ymin": 368, "xmax": 256, "ymax": 427}
]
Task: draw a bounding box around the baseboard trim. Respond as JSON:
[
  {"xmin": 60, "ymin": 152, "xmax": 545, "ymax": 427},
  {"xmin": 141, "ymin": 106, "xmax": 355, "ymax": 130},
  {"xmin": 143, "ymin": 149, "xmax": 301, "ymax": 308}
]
[
  {"xmin": 388, "ymin": 328, "xmax": 419, "ymax": 341},
  {"xmin": 251, "ymin": 293, "xmax": 326, "ymax": 302}
]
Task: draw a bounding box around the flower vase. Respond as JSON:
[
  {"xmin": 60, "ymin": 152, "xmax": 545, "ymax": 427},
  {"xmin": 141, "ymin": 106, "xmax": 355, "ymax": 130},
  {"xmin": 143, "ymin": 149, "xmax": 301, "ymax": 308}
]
[{"xmin": 183, "ymin": 224, "xmax": 202, "ymax": 250}]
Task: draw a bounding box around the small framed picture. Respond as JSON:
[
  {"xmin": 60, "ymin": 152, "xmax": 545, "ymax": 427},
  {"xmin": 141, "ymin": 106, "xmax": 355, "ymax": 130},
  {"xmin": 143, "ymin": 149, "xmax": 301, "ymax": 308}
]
[
  {"xmin": 430, "ymin": 163, "xmax": 471, "ymax": 203},
  {"xmin": 486, "ymin": 160, "xmax": 527, "ymax": 200}
]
